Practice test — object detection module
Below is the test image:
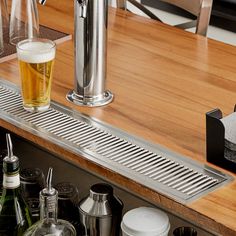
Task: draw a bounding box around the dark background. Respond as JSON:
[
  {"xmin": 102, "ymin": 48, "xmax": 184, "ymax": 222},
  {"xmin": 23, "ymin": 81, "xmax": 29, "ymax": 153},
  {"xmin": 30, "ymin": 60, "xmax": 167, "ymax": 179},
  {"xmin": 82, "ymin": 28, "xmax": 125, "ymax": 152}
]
[{"xmin": 141, "ymin": 0, "xmax": 236, "ymax": 33}]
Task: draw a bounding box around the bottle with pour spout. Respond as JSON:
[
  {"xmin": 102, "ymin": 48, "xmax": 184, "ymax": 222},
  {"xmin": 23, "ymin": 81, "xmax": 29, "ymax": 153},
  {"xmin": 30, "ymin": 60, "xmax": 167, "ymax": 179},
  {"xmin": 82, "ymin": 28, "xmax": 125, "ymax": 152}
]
[
  {"xmin": 0, "ymin": 133, "xmax": 32, "ymax": 235},
  {"xmin": 23, "ymin": 168, "xmax": 76, "ymax": 236}
]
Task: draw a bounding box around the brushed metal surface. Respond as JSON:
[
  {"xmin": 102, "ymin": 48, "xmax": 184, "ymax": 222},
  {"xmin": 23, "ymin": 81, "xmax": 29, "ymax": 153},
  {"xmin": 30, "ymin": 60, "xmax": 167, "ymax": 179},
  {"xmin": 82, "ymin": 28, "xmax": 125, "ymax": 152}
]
[
  {"xmin": 39, "ymin": 0, "xmax": 113, "ymax": 107},
  {"xmin": 0, "ymin": 79, "xmax": 233, "ymax": 203}
]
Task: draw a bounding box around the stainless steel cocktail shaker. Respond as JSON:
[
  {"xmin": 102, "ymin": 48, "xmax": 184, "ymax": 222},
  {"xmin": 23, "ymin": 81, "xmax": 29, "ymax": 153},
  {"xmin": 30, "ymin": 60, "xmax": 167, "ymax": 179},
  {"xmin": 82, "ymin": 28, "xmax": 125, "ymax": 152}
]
[{"xmin": 78, "ymin": 183, "xmax": 123, "ymax": 236}]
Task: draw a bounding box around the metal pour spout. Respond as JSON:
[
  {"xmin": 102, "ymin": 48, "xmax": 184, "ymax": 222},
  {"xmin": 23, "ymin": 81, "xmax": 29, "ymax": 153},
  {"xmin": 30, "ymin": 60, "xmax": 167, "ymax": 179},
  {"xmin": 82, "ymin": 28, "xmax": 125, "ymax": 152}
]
[
  {"xmin": 39, "ymin": 0, "xmax": 113, "ymax": 107},
  {"xmin": 6, "ymin": 133, "xmax": 14, "ymax": 160},
  {"xmin": 3, "ymin": 134, "xmax": 19, "ymax": 172}
]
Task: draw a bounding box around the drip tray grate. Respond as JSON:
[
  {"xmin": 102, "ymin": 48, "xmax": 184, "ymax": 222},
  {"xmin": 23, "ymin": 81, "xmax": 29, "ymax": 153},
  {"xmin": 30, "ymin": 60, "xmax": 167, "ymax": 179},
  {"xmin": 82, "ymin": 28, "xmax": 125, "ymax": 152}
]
[{"xmin": 0, "ymin": 79, "xmax": 232, "ymax": 203}]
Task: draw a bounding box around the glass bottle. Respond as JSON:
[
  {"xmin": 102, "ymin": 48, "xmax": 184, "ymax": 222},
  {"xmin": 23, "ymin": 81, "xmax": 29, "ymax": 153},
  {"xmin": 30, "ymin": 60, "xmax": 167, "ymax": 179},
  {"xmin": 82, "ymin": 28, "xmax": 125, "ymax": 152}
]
[
  {"xmin": 0, "ymin": 131, "xmax": 7, "ymax": 195},
  {"xmin": 23, "ymin": 168, "xmax": 76, "ymax": 236},
  {"xmin": 0, "ymin": 133, "xmax": 32, "ymax": 236}
]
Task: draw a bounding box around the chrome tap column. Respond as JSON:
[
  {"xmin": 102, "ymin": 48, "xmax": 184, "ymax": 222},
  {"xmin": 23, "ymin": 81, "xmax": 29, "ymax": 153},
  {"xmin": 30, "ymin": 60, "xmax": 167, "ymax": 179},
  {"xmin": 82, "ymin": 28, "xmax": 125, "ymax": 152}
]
[{"xmin": 39, "ymin": 0, "xmax": 113, "ymax": 107}]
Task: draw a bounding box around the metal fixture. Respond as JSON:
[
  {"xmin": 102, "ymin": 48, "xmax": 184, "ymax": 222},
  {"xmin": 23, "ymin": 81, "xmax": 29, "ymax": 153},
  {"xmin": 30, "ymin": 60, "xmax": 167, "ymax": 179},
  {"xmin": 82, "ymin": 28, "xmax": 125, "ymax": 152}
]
[
  {"xmin": 0, "ymin": 79, "xmax": 232, "ymax": 203},
  {"xmin": 39, "ymin": 0, "xmax": 113, "ymax": 107},
  {"xmin": 116, "ymin": 0, "xmax": 213, "ymax": 36},
  {"xmin": 79, "ymin": 183, "xmax": 123, "ymax": 236}
]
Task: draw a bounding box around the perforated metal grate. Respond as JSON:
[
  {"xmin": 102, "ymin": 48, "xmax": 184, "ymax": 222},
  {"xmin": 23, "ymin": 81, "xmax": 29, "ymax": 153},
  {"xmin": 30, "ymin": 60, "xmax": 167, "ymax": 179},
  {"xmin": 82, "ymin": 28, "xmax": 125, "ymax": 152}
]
[{"xmin": 0, "ymin": 79, "xmax": 232, "ymax": 203}]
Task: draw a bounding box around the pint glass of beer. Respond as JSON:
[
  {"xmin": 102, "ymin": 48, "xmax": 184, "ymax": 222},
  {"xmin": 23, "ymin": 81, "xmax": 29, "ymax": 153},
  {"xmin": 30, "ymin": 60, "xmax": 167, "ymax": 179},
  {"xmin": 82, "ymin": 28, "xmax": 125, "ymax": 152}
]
[{"xmin": 16, "ymin": 38, "xmax": 56, "ymax": 112}]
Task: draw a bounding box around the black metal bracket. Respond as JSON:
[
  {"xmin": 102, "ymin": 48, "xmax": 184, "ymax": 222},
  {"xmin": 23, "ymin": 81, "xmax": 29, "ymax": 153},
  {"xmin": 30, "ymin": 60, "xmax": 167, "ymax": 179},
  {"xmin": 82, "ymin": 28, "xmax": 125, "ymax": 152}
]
[{"xmin": 206, "ymin": 107, "xmax": 236, "ymax": 173}]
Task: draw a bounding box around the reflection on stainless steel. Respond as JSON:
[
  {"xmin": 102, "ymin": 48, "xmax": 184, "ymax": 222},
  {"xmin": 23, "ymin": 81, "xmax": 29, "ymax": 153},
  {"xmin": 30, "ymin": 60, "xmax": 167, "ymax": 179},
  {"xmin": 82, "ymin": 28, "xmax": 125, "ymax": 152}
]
[
  {"xmin": 79, "ymin": 183, "xmax": 123, "ymax": 236},
  {"xmin": 39, "ymin": 0, "xmax": 113, "ymax": 107},
  {"xmin": 0, "ymin": 79, "xmax": 233, "ymax": 203}
]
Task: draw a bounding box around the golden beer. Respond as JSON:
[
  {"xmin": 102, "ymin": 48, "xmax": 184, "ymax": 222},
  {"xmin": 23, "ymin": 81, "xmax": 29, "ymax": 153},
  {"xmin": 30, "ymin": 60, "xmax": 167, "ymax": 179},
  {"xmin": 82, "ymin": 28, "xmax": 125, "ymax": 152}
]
[{"xmin": 17, "ymin": 38, "xmax": 56, "ymax": 112}]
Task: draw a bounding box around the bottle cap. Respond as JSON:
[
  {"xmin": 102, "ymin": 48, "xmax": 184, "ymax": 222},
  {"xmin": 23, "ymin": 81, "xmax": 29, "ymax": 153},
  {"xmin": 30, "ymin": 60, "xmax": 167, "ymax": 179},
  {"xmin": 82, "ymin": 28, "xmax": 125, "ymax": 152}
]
[
  {"xmin": 3, "ymin": 134, "xmax": 19, "ymax": 173},
  {"xmin": 40, "ymin": 168, "xmax": 58, "ymax": 213},
  {"xmin": 40, "ymin": 167, "xmax": 57, "ymax": 197}
]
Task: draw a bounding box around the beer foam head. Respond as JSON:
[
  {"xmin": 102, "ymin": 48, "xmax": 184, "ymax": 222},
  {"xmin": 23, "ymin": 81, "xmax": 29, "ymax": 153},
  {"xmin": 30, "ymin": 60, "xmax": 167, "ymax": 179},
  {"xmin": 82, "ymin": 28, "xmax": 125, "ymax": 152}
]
[{"xmin": 17, "ymin": 41, "xmax": 56, "ymax": 63}]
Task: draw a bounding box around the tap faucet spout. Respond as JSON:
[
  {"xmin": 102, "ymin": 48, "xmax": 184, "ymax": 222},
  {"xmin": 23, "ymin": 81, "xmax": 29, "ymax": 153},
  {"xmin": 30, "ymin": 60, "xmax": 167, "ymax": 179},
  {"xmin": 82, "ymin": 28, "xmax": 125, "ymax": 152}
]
[{"xmin": 39, "ymin": 0, "xmax": 113, "ymax": 107}]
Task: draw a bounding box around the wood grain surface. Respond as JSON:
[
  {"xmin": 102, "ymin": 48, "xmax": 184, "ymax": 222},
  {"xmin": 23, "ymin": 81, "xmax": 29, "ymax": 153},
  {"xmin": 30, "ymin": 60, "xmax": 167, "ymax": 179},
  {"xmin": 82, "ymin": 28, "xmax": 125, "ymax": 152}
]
[{"xmin": 1, "ymin": 1, "xmax": 236, "ymax": 235}]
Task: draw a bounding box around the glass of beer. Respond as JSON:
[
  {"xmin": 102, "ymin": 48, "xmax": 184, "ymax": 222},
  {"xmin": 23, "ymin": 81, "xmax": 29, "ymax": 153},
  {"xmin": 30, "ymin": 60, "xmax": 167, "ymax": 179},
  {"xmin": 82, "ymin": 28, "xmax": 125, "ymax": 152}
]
[{"xmin": 16, "ymin": 38, "xmax": 56, "ymax": 112}]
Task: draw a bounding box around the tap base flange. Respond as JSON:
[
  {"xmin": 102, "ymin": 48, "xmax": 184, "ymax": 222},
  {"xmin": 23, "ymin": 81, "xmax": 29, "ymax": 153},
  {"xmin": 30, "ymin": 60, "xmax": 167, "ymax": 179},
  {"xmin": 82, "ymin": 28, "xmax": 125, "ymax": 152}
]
[{"xmin": 66, "ymin": 90, "xmax": 113, "ymax": 107}]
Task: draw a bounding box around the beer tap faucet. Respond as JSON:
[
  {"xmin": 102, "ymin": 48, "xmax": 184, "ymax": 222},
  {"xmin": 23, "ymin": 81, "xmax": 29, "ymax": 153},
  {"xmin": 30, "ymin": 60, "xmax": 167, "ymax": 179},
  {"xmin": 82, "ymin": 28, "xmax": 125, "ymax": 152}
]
[{"xmin": 39, "ymin": 0, "xmax": 113, "ymax": 107}]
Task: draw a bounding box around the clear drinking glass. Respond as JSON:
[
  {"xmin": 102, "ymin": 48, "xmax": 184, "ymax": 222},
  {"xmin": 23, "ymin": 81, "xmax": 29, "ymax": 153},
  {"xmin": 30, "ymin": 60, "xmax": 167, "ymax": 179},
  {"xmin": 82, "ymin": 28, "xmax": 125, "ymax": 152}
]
[
  {"xmin": 55, "ymin": 182, "xmax": 81, "ymax": 234},
  {"xmin": 173, "ymin": 227, "xmax": 198, "ymax": 236},
  {"xmin": 0, "ymin": 0, "xmax": 9, "ymax": 55},
  {"xmin": 16, "ymin": 38, "xmax": 56, "ymax": 112},
  {"xmin": 20, "ymin": 167, "xmax": 46, "ymax": 222},
  {"xmin": 9, "ymin": 0, "xmax": 39, "ymax": 45}
]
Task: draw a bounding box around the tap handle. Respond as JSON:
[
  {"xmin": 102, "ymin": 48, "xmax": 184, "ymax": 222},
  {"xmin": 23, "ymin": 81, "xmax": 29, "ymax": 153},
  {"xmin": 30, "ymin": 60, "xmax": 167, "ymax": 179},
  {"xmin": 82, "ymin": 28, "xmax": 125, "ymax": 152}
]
[{"xmin": 77, "ymin": 0, "xmax": 88, "ymax": 18}]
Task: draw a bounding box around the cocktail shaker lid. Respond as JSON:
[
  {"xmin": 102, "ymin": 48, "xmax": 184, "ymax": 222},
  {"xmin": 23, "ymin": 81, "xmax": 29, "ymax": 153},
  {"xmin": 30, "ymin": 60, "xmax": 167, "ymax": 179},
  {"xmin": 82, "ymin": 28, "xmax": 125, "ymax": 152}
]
[
  {"xmin": 79, "ymin": 183, "xmax": 114, "ymax": 217},
  {"xmin": 90, "ymin": 183, "xmax": 113, "ymax": 201}
]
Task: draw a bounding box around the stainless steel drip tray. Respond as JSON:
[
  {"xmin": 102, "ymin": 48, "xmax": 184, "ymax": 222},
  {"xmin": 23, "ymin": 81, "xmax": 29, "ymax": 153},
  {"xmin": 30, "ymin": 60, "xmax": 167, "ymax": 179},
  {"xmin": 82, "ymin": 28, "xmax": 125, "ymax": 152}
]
[{"xmin": 0, "ymin": 79, "xmax": 233, "ymax": 203}]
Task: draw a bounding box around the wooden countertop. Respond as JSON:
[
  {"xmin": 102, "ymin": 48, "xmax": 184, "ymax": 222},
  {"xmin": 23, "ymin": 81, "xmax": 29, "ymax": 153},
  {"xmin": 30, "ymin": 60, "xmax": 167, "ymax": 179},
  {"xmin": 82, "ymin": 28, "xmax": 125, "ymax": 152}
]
[{"xmin": 1, "ymin": 1, "xmax": 236, "ymax": 235}]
